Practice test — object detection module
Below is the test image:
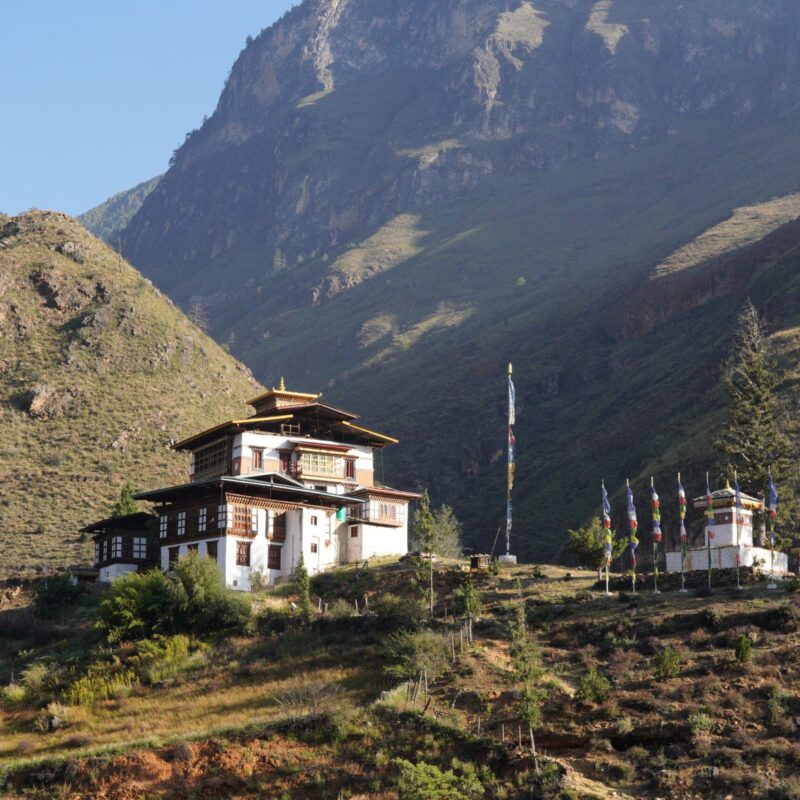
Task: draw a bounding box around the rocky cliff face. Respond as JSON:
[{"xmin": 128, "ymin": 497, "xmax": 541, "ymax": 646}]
[
  {"xmin": 123, "ymin": 0, "xmax": 800, "ymax": 300},
  {"xmin": 115, "ymin": 0, "xmax": 800, "ymax": 558}
]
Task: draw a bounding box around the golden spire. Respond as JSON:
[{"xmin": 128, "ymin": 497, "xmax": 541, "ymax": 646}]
[{"xmin": 279, "ymin": 376, "xmax": 286, "ymax": 391}]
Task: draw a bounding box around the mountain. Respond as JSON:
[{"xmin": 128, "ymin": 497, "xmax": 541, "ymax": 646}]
[
  {"xmin": 79, "ymin": 175, "xmax": 161, "ymax": 244},
  {"xmin": 117, "ymin": 0, "xmax": 800, "ymax": 560},
  {"xmin": 0, "ymin": 211, "xmax": 261, "ymax": 577}
]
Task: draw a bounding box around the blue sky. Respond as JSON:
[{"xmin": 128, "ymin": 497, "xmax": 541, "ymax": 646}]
[{"xmin": 0, "ymin": 1, "xmax": 297, "ymax": 216}]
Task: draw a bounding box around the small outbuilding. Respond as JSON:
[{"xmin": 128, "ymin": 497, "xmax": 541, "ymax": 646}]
[{"xmin": 80, "ymin": 512, "xmax": 159, "ymax": 582}]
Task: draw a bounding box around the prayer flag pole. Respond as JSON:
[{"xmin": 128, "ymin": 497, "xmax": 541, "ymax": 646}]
[
  {"xmin": 734, "ymin": 471, "xmax": 742, "ymax": 590},
  {"xmin": 767, "ymin": 471, "xmax": 778, "ymax": 590},
  {"xmin": 602, "ymin": 481, "xmax": 612, "ymax": 596},
  {"xmin": 705, "ymin": 472, "xmax": 714, "ymax": 592},
  {"xmin": 678, "ymin": 473, "xmax": 688, "ymax": 593},
  {"xmin": 626, "ymin": 480, "xmax": 638, "ymax": 594},
  {"xmin": 499, "ymin": 364, "xmax": 517, "ymax": 565},
  {"xmin": 651, "ymin": 477, "xmax": 661, "ymax": 594}
]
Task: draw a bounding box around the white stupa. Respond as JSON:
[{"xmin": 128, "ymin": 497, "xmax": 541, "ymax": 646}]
[{"xmin": 665, "ymin": 483, "xmax": 788, "ymax": 575}]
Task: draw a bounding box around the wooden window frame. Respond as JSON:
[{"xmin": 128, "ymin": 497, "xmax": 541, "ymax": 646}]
[
  {"xmin": 252, "ymin": 447, "xmax": 264, "ymax": 471},
  {"xmin": 236, "ymin": 540, "xmax": 251, "ymax": 567},
  {"xmin": 310, "ymin": 542, "xmax": 318, "ymax": 554},
  {"xmin": 206, "ymin": 540, "xmax": 218, "ymax": 562},
  {"xmin": 159, "ymin": 515, "xmax": 168, "ymax": 538},
  {"xmin": 132, "ymin": 537, "xmax": 147, "ymax": 560},
  {"xmin": 267, "ymin": 544, "xmax": 281, "ymax": 570}
]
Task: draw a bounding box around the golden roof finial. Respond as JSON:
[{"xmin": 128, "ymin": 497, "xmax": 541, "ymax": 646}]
[{"xmin": 279, "ymin": 376, "xmax": 286, "ymax": 391}]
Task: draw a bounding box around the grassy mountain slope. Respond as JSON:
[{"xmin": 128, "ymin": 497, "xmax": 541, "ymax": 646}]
[
  {"xmin": 79, "ymin": 176, "xmax": 161, "ymax": 244},
  {"xmin": 1, "ymin": 561, "xmax": 798, "ymax": 798},
  {"xmin": 0, "ymin": 211, "xmax": 261, "ymax": 577},
  {"xmin": 116, "ymin": 0, "xmax": 800, "ymax": 560}
]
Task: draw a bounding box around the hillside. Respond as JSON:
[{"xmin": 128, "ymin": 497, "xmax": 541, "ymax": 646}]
[
  {"xmin": 79, "ymin": 176, "xmax": 161, "ymax": 244},
  {"xmin": 107, "ymin": 0, "xmax": 800, "ymax": 560},
  {"xmin": 1, "ymin": 560, "xmax": 798, "ymax": 798},
  {"xmin": 0, "ymin": 211, "xmax": 261, "ymax": 577}
]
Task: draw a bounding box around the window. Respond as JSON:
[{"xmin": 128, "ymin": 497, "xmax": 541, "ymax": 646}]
[
  {"xmin": 101, "ymin": 539, "xmax": 108, "ymax": 561},
  {"xmin": 159, "ymin": 515, "xmax": 168, "ymax": 538},
  {"xmin": 168, "ymin": 547, "xmax": 179, "ymax": 568},
  {"xmin": 267, "ymin": 545, "xmax": 281, "ymax": 570},
  {"xmin": 218, "ymin": 505, "xmax": 229, "ymax": 530},
  {"xmin": 236, "ymin": 541, "xmax": 251, "ymax": 567},
  {"xmin": 251, "ymin": 509, "xmax": 259, "ymax": 534},
  {"xmin": 133, "ymin": 537, "xmax": 147, "ymax": 559},
  {"xmin": 193, "ymin": 440, "xmax": 229, "ymax": 480},
  {"xmin": 233, "ymin": 506, "xmax": 254, "ymax": 534},
  {"xmin": 350, "ymin": 526, "xmax": 359, "ymax": 538},
  {"xmin": 310, "ymin": 542, "xmax": 318, "ymax": 554},
  {"xmin": 111, "ymin": 536, "xmax": 122, "ymax": 559},
  {"xmin": 198, "ymin": 507, "xmax": 207, "ymax": 533},
  {"xmin": 177, "ymin": 511, "xmax": 186, "ymax": 536},
  {"xmin": 188, "ymin": 543, "xmax": 199, "ymax": 553},
  {"xmin": 94, "ymin": 542, "xmax": 100, "ymax": 563},
  {"xmin": 300, "ymin": 452, "xmax": 343, "ymax": 478},
  {"xmin": 310, "ymin": 515, "xmax": 318, "ymax": 526},
  {"xmin": 272, "ymin": 513, "xmax": 286, "ymax": 542},
  {"xmin": 206, "ymin": 540, "xmax": 218, "ymax": 561},
  {"xmin": 345, "ymin": 459, "xmax": 356, "ymax": 480},
  {"xmin": 252, "ymin": 447, "xmax": 264, "ymax": 470},
  {"xmin": 279, "ymin": 451, "xmax": 291, "ymax": 473}
]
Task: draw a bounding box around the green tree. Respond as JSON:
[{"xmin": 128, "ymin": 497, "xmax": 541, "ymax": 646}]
[
  {"xmin": 567, "ymin": 517, "xmax": 626, "ymax": 579},
  {"xmin": 431, "ymin": 505, "xmax": 463, "ymax": 559},
  {"xmin": 508, "ymin": 605, "xmax": 546, "ymax": 762},
  {"xmin": 395, "ymin": 759, "xmax": 483, "ymax": 800},
  {"xmin": 453, "ymin": 579, "xmax": 482, "ymax": 621},
  {"xmin": 734, "ymin": 633, "xmax": 752, "ymax": 663},
  {"xmin": 715, "ymin": 300, "xmax": 794, "ymax": 527},
  {"xmin": 293, "ymin": 555, "xmax": 313, "ymax": 622},
  {"xmin": 411, "ymin": 490, "xmax": 436, "ymax": 615},
  {"xmin": 111, "ymin": 481, "xmax": 138, "ymax": 517}
]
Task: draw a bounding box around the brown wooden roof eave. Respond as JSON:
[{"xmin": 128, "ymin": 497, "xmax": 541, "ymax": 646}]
[
  {"xmin": 172, "ymin": 415, "xmax": 295, "ymax": 451},
  {"xmin": 80, "ymin": 511, "xmax": 156, "ymax": 534}
]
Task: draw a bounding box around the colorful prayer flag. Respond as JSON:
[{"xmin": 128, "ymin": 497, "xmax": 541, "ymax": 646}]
[
  {"xmin": 678, "ymin": 477, "xmax": 688, "ymax": 542},
  {"xmin": 651, "ymin": 483, "xmax": 662, "ymax": 543},
  {"xmin": 627, "ymin": 482, "xmax": 639, "ymax": 567},
  {"xmin": 768, "ymin": 473, "xmax": 778, "ymax": 547},
  {"xmin": 602, "ymin": 482, "xmax": 613, "ymax": 566},
  {"xmin": 508, "ymin": 374, "xmax": 516, "ymax": 426}
]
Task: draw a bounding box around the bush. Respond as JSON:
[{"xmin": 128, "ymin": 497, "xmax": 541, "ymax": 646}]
[
  {"xmin": 34, "ymin": 574, "xmax": 85, "ymax": 616},
  {"xmin": 63, "ymin": 662, "xmax": 136, "ymax": 706},
  {"xmin": 2, "ymin": 683, "xmax": 26, "ymax": 705},
  {"xmin": 97, "ymin": 554, "xmax": 252, "ymax": 642},
  {"xmin": 257, "ymin": 606, "xmax": 296, "ymax": 636},
  {"xmin": 654, "ymin": 646, "xmax": 681, "ymax": 680},
  {"xmin": 329, "ymin": 598, "xmax": 356, "ymax": 619},
  {"xmin": 395, "ymin": 758, "xmax": 483, "ymax": 800},
  {"xmin": 689, "ymin": 711, "xmax": 714, "ymax": 734},
  {"xmin": 734, "ymin": 634, "xmax": 752, "ymax": 663},
  {"xmin": 577, "ymin": 667, "xmax": 611, "ymax": 704},
  {"xmin": 130, "ymin": 635, "xmax": 205, "ymax": 685},
  {"xmin": 371, "ymin": 593, "xmax": 426, "ymax": 630},
  {"xmin": 453, "ymin": 580, "xmax": 482, "ymax": 620},
  {"xmin": 382, "ymin": 629, "xmax": 450, "ymax": 682}
]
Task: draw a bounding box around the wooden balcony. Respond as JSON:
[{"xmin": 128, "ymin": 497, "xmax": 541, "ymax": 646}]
[{"xmin": 348, "ymin": 503, "xmax": 405, "ymax": 527}]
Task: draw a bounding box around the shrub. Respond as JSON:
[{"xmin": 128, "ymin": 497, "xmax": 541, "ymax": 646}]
[
  {"xmin": 329, "ymin": 598, "xmax": 356, "ymax": 619},
  {"xmin": 97, "ymin": 554, "xmax": 252, "ymax": 642},
  {"xmin": 371, "ymin": 593, "xmax": 425, "ymax": 630},
  {"xmin": 734, "ymin": 634, "xmax": 752, "ymax": 663},
  {"xmin": 577, "ymin": 667, "xmax": 611, "ymax": 704},
  {"xmin": 654, "ymin": 646, "xmax": 681, "ymax": 679},
  {"xmin": 21, "ymin": 662, "xmax": 58, "ymax": 706},
  {"xmin": 383, "ymin": 629, "xmax": 450, "ymax": 682},
  {"xmin": 34, "ymin": 574, "xmax": 85, "ymax": 617},
  {"xmin": 257, "ymin": 606, "xmax": 296, "ymax": 636},
  {"xmin": 2, "ymin": 683, "xmax": 26, "ymax": 705},
  {"xmin": 394, "ymin": 758, "xmax": 483, "ymax": 800},
  {"xmin": 615, "ymin": 716, "xmax": 634, "ymax": 735},
  {"xmin": 689, "ymin": 711, "xmax": 714, "ymax": 734},
  {"xmin": 63, "ymin": 662, "xmax": 136, "ymax": 706},
  {"xmin": 453, "ymin": 580, "xmax": 482, "ymax": 620},
  {"xmin": 130, "ymin": 635, "xmax": 204, "ymax": 684}
]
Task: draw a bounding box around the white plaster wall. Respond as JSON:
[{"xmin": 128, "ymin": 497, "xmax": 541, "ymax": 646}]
[
  {"xmin": 98, "ymin": 563, "xmax": 138, "ymax": 583},
  {"xmin": 705, "ymin": 513, "xmax": 754, "ymax": 547},
  {"xmin": 666, "ymin": 545, "xmax": 788, "ymax": 574},
  {"xmin": 349, "ymin": 522, "xmax": 408, "ymax": 563}
]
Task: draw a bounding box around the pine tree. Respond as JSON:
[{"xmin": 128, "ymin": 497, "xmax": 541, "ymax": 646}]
[
  {"xmin": 567, "ymin": 517, "xmax": 626, "ymax": 580},
  {"xmin": 293, "ymin": 555, "xmax": 313, "ymax": 622},
  {"xmin": 715, "ymin": 300, "xmax": 795, "ymax": 526},
  {"xmin": 508, "ymin": 605, "xmax": 546, "ymax": 766},
  {"xmin": 111, "ymin": 481, "xmax": 138, "ymax": 517}
]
